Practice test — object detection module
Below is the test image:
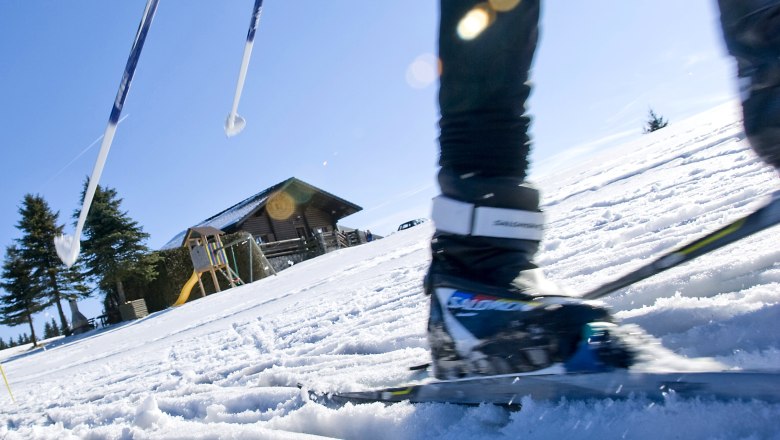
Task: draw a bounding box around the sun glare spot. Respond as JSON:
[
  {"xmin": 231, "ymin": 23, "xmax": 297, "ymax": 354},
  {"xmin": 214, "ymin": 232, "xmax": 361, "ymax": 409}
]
[
  {"xmin": 267, "ymin": 191, "xmax": 296, "ymax": 220},
  {"xmin": 457, "ymin": 5, "xmax": 493, "ymax": 40},
  {"xmin": 489, "ymin": 0, "xmax": 521, "ymax": 12},
  {"xmin": 406, "ymin": 53, "xmax": 438, "ymax": 89}
]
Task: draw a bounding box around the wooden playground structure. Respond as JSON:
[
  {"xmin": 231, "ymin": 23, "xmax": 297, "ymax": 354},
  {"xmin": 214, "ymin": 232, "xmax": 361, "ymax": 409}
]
[
  {"xmin": 173, "ymin": 227, "xmax": 276, "ymax": 306},
  {"xmin": 174, "ymin": 227, "xmax": 250, "ymax": 305}
]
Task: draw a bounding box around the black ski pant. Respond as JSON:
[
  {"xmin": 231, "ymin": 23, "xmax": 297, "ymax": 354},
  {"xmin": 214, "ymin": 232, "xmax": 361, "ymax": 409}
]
[{"xmin": 438, "ymin": 0, "xmax": 780, "ymax": 179}]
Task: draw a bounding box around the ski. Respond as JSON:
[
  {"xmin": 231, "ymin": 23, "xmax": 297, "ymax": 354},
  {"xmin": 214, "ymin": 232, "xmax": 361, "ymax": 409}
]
[
  {"xmin": 308, "ymin": 193, "xmax": 780, "ymax": 409},
  {"xmin": 582, "ymin": 190, "xmax": 780, "ymax": 300},
  {"xmin": 55, "ymin": 0, "xmax": 160, "ymax": 267},
  {"xmin": 311, "ymin": 370, "xmax": 780, "ymax": 408}
]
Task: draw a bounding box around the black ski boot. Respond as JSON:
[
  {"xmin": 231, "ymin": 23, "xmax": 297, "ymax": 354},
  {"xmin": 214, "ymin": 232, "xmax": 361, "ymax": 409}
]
[
  {"xmin": 426, "ymin": 170, "xmax": 635, "ymax": 379},
  {"xmin": 427, "ymin": 0, "xmax": 634, "ymax": 379}
]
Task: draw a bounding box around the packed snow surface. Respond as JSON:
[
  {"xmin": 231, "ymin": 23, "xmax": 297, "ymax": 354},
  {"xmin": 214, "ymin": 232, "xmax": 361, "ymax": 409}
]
[{"xmin": 2, "ymin": 103, "xmax": 779, "ymax": 439}]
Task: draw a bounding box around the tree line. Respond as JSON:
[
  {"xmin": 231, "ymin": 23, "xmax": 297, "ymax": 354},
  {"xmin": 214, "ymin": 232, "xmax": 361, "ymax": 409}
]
[
  {"xmin": 0, "ymin": 179, "xmax": 158, "ymax": 348},
  {"xmin": 0, "ymin": 319, "xmax": 65, "ymax": 350}
]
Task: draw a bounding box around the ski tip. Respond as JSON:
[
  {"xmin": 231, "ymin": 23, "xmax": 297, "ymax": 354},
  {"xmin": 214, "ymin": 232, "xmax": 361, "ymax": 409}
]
[
  {"xmin": 224, "ymin": 114, "xmax": 246, "ymax": 137},
  {"xmin": 54, "ymin": 234, "xmax": 80, "ymax": 268}
]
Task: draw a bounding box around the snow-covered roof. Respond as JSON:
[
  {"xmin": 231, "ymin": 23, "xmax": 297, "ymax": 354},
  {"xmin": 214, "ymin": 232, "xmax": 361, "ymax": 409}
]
[{"xmin": 161, "ymin": 177, "xmax": 361, "ymax": 250}]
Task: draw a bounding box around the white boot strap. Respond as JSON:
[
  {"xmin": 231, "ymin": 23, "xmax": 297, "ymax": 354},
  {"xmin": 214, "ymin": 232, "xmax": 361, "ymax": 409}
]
[{"xmin": 431, "ymin": 196, "xmax": 545, "ymax": 241}]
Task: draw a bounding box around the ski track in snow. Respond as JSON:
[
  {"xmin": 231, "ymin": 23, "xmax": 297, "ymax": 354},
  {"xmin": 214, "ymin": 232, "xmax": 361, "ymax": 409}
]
[{"xmin": 1, "ymin": 102, "xmax": 780, "ymax": 439}]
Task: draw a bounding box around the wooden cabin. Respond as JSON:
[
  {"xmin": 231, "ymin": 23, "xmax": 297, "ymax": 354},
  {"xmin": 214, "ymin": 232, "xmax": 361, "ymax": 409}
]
[{"xmin": 163, "ymin": 178, "xmax": 362, "ymax": 250}]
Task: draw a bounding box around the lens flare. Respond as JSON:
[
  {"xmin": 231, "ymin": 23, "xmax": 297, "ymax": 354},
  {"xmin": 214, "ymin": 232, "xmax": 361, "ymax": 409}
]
[
  {"xmin": 267, "ymin": 191, "xmax": 296, "ymax": 220},
  {"xmin": 457, "ymin": 4, "xmax": 494, "ymax": 41},
  {"xmin": 405, "ymin": 53, "xmax": 438, "ymax": 89},
  {"xmin": 489, "ymin": 0, "xmax": 521, "ymax": 12}
]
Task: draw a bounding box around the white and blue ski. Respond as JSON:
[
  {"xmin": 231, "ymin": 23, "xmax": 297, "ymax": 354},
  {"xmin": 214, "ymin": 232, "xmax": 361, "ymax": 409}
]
[
  {"xmin": 309, "ymin": 369, "xmax": 780, "ymax": 409},
  {"xmin": 307, "ymin": 191, "xmax": 780, "ymax": 409}
]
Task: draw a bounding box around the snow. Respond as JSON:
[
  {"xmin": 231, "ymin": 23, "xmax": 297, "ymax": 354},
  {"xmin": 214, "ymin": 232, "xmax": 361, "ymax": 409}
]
[{"xmin": 2, "ymin": 102, "xmax": 779, "ymax": 439}]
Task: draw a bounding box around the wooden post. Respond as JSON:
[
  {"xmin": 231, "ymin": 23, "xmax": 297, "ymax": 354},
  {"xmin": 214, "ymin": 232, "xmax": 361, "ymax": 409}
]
[
  {"xmin": 196, "ymin": 271, "xmax": 207, "ymax": 297},
  {"xmin": 301, "ymin": 204, "xmax": 313, "ymax": 237},
  {"xmin": 210, "ymin": 267, "xmax": 220, "ymax": 292},
  {"xmin": 266, "ymin": 211, "xmax": 278, "ymax": 241},
  {"xmin": 217, "ymin": 235, "xmax": 236, "ymax": 288}
]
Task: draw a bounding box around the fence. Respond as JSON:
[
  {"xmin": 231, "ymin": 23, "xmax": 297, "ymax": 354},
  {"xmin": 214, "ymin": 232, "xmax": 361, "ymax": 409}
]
[{"xmin": 259, "ymin": 230, "xmax": 360, "ymax": 272}]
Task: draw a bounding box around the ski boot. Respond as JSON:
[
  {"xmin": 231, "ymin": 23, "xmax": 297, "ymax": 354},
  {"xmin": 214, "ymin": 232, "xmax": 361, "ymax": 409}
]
[{"xmin": 426, "ymin": 170, "xmax": 635, "ymax": 379}]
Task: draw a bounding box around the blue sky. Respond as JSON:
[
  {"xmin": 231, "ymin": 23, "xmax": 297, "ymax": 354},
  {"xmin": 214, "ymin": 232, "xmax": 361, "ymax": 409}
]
[{"xmin": 0, "ymin": 1, "xmax": 737, "ymax": 341}]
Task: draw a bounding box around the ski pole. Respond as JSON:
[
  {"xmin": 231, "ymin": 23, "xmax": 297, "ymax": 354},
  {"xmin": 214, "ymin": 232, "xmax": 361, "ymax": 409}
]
[
  {"xmin": 225, "ymin": 0, "xmax": 265, "ymax": 137},
  {"xmin": 1, "ymin": 363, "xmax": 14, "ymax": 403},
  {"xmin": 582, "ymin": 191, "xmax": 780, "ymax": 300},
  {"xmin": 54, "ymin": 0, "xmax": 160, "ymax": 267}
]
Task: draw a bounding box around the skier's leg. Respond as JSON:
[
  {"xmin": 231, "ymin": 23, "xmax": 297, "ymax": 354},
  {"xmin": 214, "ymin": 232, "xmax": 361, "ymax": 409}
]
[
  {"xmin": 434, "ymin": 0, "xmax": 546, "ymax": 292},
  {"xmin": 718, "ymin": 0, "xmax": 780, "ymax": 170},
  {"xmin": 428, "ymin": 0, "xmax": 631, "ymax": 379},
  {"xmin": 438, "ymin": 0, "xmax": 537, "ymax": 179}
]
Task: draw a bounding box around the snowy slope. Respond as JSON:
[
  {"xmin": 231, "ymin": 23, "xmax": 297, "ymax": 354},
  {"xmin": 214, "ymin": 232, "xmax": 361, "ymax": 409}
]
[{"xmin": 1, "ymin": 102, "xmax": 779, "ymax": 439}]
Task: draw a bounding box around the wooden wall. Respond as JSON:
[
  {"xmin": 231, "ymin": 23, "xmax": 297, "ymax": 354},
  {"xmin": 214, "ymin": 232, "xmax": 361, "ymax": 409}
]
[{"xmin": 238, "ymin": 205, "xmax": 336, "ymax": 243}]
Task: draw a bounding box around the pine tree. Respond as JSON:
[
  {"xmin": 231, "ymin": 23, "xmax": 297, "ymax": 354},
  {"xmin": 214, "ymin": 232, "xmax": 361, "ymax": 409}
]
[
  {"xmin": 643, "ymin": 108, "xmax": 669, "ymax": 133},
  {"xmin": 50, "ymin": 318, "xmax": 61, "ymax": 337},
  {"xmin": 15, "ymin": 194, "xmax": 90, "ymax": 336},
  {"xmin": 43, "ymin": 318, "xmax": 62, "ymax": 339},
  {"xmin": 77, "ymin": 181, "xmax": 159, "ymax": 314},
  {"xmin": 0, "ymin": 246, "xmax": 46, "ymax": 347},
  {"xmin": 0, "ymin": 339, "xmax": 6, "ymax": 350}
]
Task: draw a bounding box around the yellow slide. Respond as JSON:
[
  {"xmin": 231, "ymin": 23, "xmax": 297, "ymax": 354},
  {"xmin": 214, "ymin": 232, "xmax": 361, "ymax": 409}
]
[{"xmin": 174, "ymin": 272, "xmax": 200, "ymax": 306}]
